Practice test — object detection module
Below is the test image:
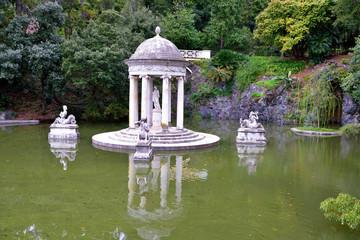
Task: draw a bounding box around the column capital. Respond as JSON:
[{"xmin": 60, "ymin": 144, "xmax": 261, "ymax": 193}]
[
  {"xmin": 161, "ymin": 73, "xmax": 171, "ymax": 80},
  {"xmin": 176, "ymin": 76, "xmax": 184, "ymax": 81},
  {"xmin": 129, "ymin": 75, "xmax": 139, "ymax": 80},
  {"xmin": 140, "ymin": 74, "xmax": 149, "ymax": 79}
]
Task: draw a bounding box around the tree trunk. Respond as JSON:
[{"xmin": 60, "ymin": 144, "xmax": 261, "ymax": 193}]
[
  {"xmin": 220, "ymin": 35, "xmax": 224, "ymax": 49},
  {"xmin": 80, "ymin": 0, "xmax": 85, "ymax": 20},
  {"xmin": 15, "ymin": 0, "xmax": 26, "ymax": 15}
]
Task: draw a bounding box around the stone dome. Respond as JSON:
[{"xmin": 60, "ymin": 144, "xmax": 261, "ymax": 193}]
[{"xmin": 128, "ymin": 27, "xmax": 185, "ymax": 61}]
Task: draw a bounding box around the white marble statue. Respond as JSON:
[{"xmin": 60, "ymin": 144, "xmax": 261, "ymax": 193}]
[
  {"xmin": 136, "ymin": 118, "xmax": 150, "ymax": 141},
  {"xmin": 240, "ymin": 111, "xmax": 263, "ymax": 129},
  {"xmin": 53, "ymin": 105, "xmax": 76, "ymax": 124},
  {"xmin": 153, "ymin": 86, "xmax": 161, "ymax": 110}
]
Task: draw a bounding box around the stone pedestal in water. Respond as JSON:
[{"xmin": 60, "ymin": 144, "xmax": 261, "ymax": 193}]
[
  {"xmin": 236, "ymin": 111, "xmax": 266, "ymax": 145},
  {"xmin": 134, "ymin": 140, "xmax": 153, "ymax": 161},
  {"xmin": 48, "ymin": 105, "xmax": 80, "ymax": 139}
]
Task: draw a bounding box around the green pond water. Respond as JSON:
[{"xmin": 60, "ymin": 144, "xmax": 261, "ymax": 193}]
[{"xmin": 1, "ymin": 121, "xmax": 360, "ymax": 240}]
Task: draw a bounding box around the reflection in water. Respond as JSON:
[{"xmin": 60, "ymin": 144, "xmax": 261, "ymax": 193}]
[
  {"xmin": 15, "ymin": 224, "xmax": 43, "ymax": 239},
  {"xmin": 127, "ymin": 153, "xmax": 206, "ymax": 239},
  {"xmin": 48, "ymin": 139, "xmax": 79, "ymax": 170},
  {"xmin": 236, "ymin": 144, "xmax": 265, "ymax": 174}
]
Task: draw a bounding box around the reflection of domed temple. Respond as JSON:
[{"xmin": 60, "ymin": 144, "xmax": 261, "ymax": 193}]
[
  {"xmin": 127, "ymin": 153, "xmax": 206, "ymax": 239},
  {"xmin": 92, "ymin": 27, "xmax": 219, "ymax": 150}
]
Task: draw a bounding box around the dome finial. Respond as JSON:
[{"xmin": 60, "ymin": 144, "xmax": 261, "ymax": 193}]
[{"xmin": 155, "ymin": 26, "xmax": 161, "ymax": 36}]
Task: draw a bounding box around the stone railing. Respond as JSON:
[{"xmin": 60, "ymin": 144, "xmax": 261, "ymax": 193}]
[{"xmin": 180, "ymin": 50, "xmax": 211, "ymax": 60}]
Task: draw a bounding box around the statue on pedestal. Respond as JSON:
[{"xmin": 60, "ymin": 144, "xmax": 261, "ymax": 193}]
[
  {"xmin": 153, "ymin": 86, "xmax": 161, "ymax": 110},
  {"xmin": 237, "ymin": 111, "xmax": 266, "ymax": 145},
  {"xmin": 53, "ymin": 105, "xmax": 76, "ymax": 125},
  {"xmin": 136, "ymin": 118, "xmax": 150, "ymax": 141},
  {"xmin": 49, "ymin": 105, "xmax": 80, "ymax": 139},
  {"xmin": 239, "ymin": 111, "xmax": 263, "ymax": 129}
]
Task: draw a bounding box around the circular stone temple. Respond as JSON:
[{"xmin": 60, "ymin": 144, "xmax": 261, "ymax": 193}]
[{"xmin": 92, "ymin": 27, "xmax": 220, "ymax": 150}]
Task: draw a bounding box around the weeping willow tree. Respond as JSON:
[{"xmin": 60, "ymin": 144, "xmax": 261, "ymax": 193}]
[{"xmin": 300, "ymin": 67, "xmax": 342, "ymax": 127}]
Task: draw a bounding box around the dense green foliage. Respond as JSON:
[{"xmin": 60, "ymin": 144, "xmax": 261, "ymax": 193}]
[
  {"xmin": 300, "ymin": 67, "xmax": 342, "ymax": 127},
  {"xmin": 339, "ymin": 124, "xmax": 360, "ymax": 136},
  {"xmin": 61, "ymin": 9, "xmax": 144, "ymax": 120},
  {"xmin": 341, "ymin": 37, "xmax": 360, "ymax": 103},
  {"xmin": 0, "ymin": 2, "xmax": 65, "ymax": 114},
  {"xmin": 254, "ymin": 0, "xmax": 336, "ymax": 59},
  {"xmin": 235, "ymin": 56, "xmax": 306, "ymax": 92},
  {"xmin": 1, "ymin": 0, "xmax": 360, "ymax": 120},
  {"xmin": 320, "ymin": 193, "xmax": 360, "ymax": 230}
]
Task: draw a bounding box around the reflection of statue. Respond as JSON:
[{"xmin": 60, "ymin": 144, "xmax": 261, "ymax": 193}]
[
  {"xmin": 53, "ymin": 105, "xmax": 76, "ymax": 125},
  {"xmin": 153, "ymin": 86, "xmax": 161, "ymax": 110},
  {"xmin": 240, "ymin": 111, "xmax": 263, "ymax": 129},
  {"xmin": 237, "ymin": 144, "xmax": 265, "ymax": 175},
  {"xmin": 135, "ymin": 118, "xmax": 150, "ymax": 141},
  {"xmin": 49, "ymin": 138, "xmax": 79, "ymax": 170}
]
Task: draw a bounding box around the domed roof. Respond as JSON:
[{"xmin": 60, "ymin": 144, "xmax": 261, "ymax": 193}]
[{"xmin": 128, "ymin": 27, "xmax": 185, "ymax": 61}]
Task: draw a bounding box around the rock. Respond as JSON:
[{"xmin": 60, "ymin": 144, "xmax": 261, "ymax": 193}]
[
  {"xmin": 342, "ymin": 93, "xmax": 360, "ymax": 125},
  {"xmin": 0, "ymin": 110, "xmax": 14, "ymax": 120}
]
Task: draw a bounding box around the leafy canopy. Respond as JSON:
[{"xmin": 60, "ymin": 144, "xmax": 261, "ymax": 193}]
[{"xmin": 254, "ymin": 0, "xmax": 335, "ymax": 58}]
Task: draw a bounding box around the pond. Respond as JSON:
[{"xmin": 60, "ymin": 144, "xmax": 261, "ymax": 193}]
[{"xmin": 1, "ymin": 120, "xmax": 360, "ymax": 239}]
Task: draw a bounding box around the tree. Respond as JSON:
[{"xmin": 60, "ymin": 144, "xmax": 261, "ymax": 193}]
[
  {"xmin": 160, "ymin": 3, "xmax": 201, "ymax": 49},
  {"xmin": 121, "ymin": 0, "xmax": 160, "ymax": 39},
  {"xmin": 203, "ymin": 0, "xmax": 253, "ymax": 51},
  {"xmin": 254, "ymin": 0, "xmax": 335, "ymax": 59},
  {"xmin": 62, "ymin": 10, "xmax": 144, "ymax": 119},
  {"xmin": 0, "ymin": 2, "xmax": 65, "ymax": 114}
]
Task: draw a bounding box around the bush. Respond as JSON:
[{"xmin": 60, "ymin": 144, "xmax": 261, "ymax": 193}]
[
  {"xmin": 250, "ymin": 92, "xmax": 264, "ymax": 98},
  {"xmin": 342, "ymin": 58, "xmax": 349, "ymax": 64},
  {"xmin": 235, "ymin": 56, "xmax": 306, "ymax": 93},
  {"xmin": 255, "ymin": 78, "xmax": 282, "ymax": 90},
  {"xmin": 300, "ymin": 66, "xmax": 342, "ymax": 127},
  {"xmin": 320, "ymin": 193, "xmax": 360, "ymax": 230},
  {"xmin": 339, "ymin": 124, "xmax": 360, "ymax": 136},
  {"xmin": 104, "ymin": 102, "xmax": 129, "ymax": 120},
  {"xmin": 341, "ymin": 37, "xmax": 360, "ymax": 103},
  {"xmin": 211, "ymin": 49, "xmax": 248, "ymax": 71}
]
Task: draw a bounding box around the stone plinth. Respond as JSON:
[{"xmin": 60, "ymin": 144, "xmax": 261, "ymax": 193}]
[
  {"xmin": 152, "ymin": 109, "xmax": 162, "ymax": 128},
  {"xmin": 236, "ymin": 128, "xmax": 266, "ymax": 145},
  {"xmin": 48, "ymin": 124, "xmax": 80, "ymax": 139},
  {"xmin": 134, "ymin": 140, "xmax": 153, "ymax": 161}
]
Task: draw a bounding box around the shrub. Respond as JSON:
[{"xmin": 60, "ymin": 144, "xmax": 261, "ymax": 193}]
[
  {"xmin": 235, "ymin": 56, "xmax": 306, "ymax": 93},
  {"xmin": 342, "ymin": 58, "xmax": 349, "ymax": 64},
  {"xmin": 320, "ymin": 193, "xmax": 360, "ymax": 230},
  {"xmin": 255, "ymin": 78, "xmax": 282, "ymax": 90},
  {"xmin": 211, "ymin": 49, "xmax": 248, "ymax": 71},
  {"xmin": 300, "ymin": 67, "xmax": 342, "ymax": 127},
  {"xmin": 339, "ymin": 124, "xmax": 360, "ymax": 136},
  {"xmin": 341, "ymin": 37, "xmax": 360, "ymax": 103},
  {"xmin": 104, "ymin": 102, "xmax": 129, "ymax": 120},
  {"xmin": 250, "ymin": 92, "xmax": 264, "ymax": 98}
]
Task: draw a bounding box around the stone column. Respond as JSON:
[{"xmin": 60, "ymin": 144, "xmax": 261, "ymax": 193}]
[
  {"xmin": 129, "ymin": 75, "xmax": 138, "ymax": 129},
  {"xmin": 161, "ymin": 74, "xmax": 171, "ymax": 129},
  {"xmin": 160, "ymin": 156, "xmax": 170, "ymax": 208},
  {"xmin": 176, "ymin": 76, "xmax": 184, "ymax": 130},
  {"xmin": 128, "ymin": 154, "xmax": 135, "ymax": 207},
  {"xmin": 168, "ymin": 78, "xmax": 171, "ymax": 126},
  {"xmin": 147, "ymin": 77, "xmax": 153, "ymax": 126},
  {"xmin": 175, "ymin": 155, "xmax": 182, "ymax": 205},
  {"xmin": 140, "ymin": 74, "xmax": 149, "ymax": 120}
]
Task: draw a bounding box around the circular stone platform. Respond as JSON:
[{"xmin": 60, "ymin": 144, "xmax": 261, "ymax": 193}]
[{"xmin": 92, "ymin": 127, "xmax": 220, "ymax": 150}]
